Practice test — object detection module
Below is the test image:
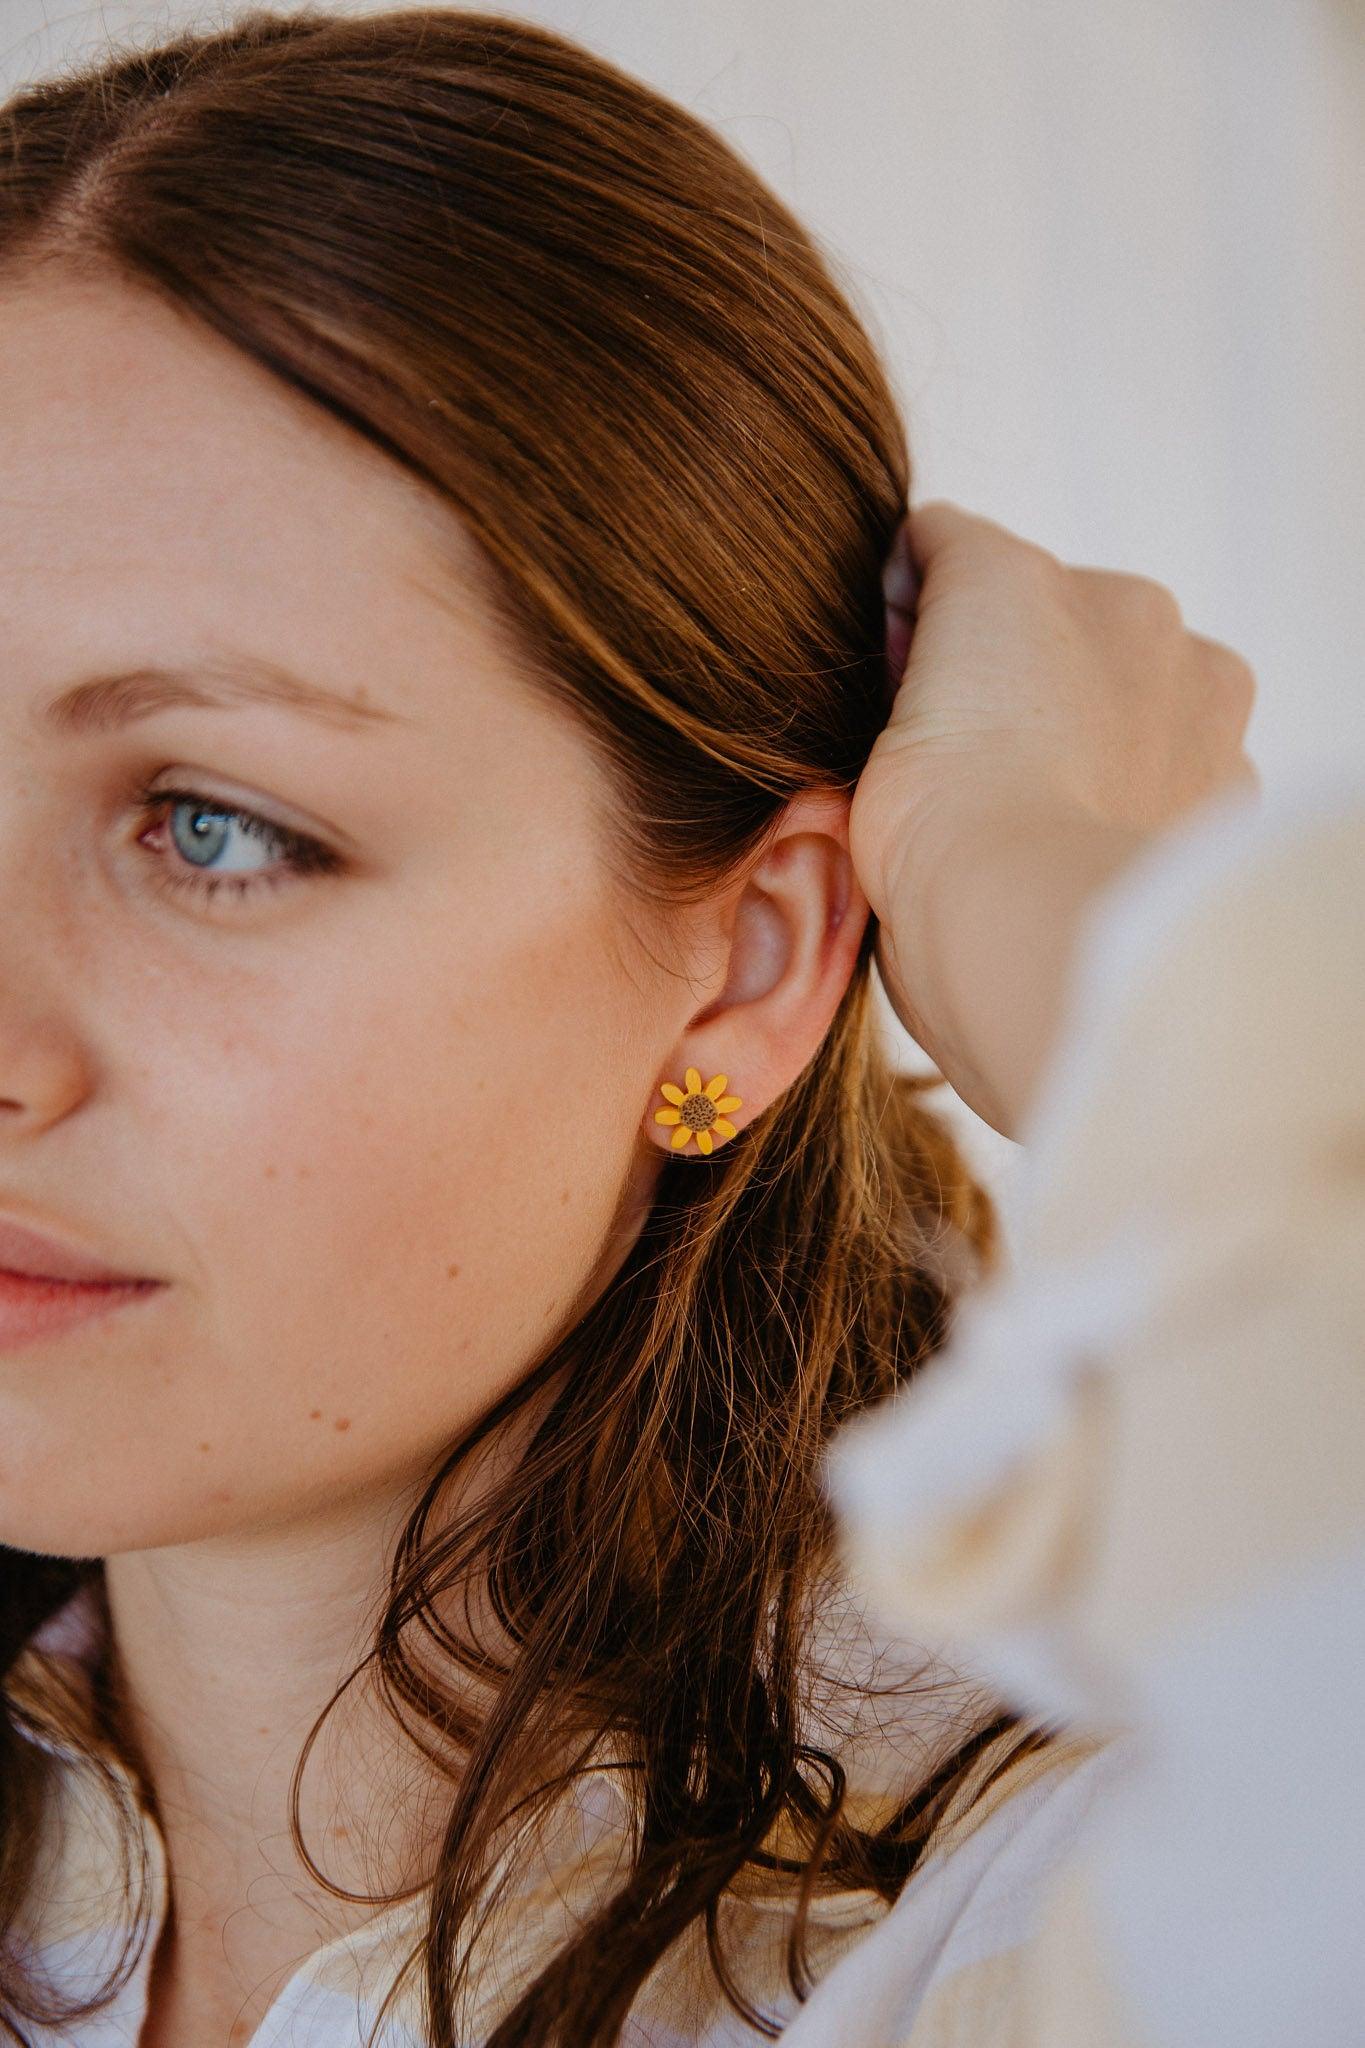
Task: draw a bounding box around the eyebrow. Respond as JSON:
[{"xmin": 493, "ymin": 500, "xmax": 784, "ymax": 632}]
[{"xmin": 39, "ymin": 658, "xmax": 412, "ymax": 736}]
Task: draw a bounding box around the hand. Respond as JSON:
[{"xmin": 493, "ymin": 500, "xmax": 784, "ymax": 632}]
[{"xmin": 849, "ymin": 501, "xmax": 1260, "ymax": 1138}]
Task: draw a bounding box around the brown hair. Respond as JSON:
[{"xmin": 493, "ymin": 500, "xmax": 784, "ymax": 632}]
[{"xmin": 0, "ymin": 10, "xmax": 1068, "ymax": 2043}]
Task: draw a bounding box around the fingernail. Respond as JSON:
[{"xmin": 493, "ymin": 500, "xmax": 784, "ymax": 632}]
[{"xmin": 881, "ymin": 517, "xmax": 921, "ymax": 616}]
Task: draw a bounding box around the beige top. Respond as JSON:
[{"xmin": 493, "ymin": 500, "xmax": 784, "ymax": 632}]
[
  {"xmin": 6, "ymin": 764, "xmax": 1358, "ymax": 2044},
  {"xmin": 823, "ymin": 763, "xmax": 1365, "ymax": 2047},
  {"xmin": 3, "ymin": 1568, "xmax": 1109, "ymax": 2045}
]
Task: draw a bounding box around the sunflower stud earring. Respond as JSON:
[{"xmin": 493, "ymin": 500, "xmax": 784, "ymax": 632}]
[{"xmin": 654, "ymin": 1066, "xmax": 743, "ymax": 1155}]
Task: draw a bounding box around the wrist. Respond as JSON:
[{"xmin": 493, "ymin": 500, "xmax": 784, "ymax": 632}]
[{"xmin": 878, "ymin": 791, "xmax": 1151, "ymax": 1139}]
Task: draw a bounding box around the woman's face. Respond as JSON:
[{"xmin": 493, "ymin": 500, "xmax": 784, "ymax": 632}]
[{"xmin": 0, "ymin": 271, "xmax": 756, "ymax": 1558}]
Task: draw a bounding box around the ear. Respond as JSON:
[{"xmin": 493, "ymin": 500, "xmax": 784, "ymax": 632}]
[{"xmin": 644, "ymin": 788, "xmax": 871, "ymax": 1157}]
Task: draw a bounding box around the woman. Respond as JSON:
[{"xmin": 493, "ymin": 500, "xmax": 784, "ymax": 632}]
[{"xmin": 0, "ymin": 9, "xmax": 1255, "ymax": 2045}]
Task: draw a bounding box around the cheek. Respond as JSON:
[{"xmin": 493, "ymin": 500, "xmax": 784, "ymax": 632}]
[
  {"xmin": 0, "ymin": 883, "xmax": 650, "ymax": 1555},
  {"xmin": 175, "ymin": 888, "xmax": 642, "ymax": 1499},
  {"xmin": 258, "ymin": 893, "xmax": 637, "ymax": 1359}
]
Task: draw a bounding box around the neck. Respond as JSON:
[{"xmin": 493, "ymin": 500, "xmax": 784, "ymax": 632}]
[
  {"xmin": 99, "ymin": 1385, "xmax": 555, "ymax": 2043},
  {"xmin": 102, "ymin": 1478, "xmax": 442, "ymax": 2037}
]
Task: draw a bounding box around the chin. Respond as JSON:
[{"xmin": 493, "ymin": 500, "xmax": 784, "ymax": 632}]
[{"xmin": 0, "ymin": 1483, "xmax": 248, "ymax": 1561}]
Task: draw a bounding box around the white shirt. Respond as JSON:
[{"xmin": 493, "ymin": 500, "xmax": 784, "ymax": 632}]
[{"xmin": 4, "ymin": 1576, "xmax": 1114, "ymax": 2045}]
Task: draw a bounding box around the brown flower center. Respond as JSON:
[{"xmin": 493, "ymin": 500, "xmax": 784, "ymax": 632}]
[{"xmin": 680, "ymin": 1091, "xmax": 718, "ymax": 1130}]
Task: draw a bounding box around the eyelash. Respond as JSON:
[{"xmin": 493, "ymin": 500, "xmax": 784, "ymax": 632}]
[{"xmin": 130, "ymin": 780, "xmax": 343, "ymax": 906}]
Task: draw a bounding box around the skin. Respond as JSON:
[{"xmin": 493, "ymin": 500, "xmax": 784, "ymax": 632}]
[
  {"xmin": 0, "ymin": 271, "xmax": 872, "ymax": 2045},
  {"xmin": 857, "ymin": 502, "xmax": 1261, "ymax": 1138}
]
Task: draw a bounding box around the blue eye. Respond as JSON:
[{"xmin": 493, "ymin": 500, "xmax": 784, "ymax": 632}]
[{"xmin": 131, "ymin": 782, "xmax": 343, "ymax": 907}]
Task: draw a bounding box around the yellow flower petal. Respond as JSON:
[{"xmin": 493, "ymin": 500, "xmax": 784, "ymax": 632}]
[
  {"xmin": 696, "ymin": 1128, "xmax": 714, "ymax": 1154},
  {"xmin": 704, "ymin": 1073, "xmax": 727, "ymax": 1100},
  {"xmin": 654, "ymin": 1107, "xmax": 682, "ymax": 1125},
  {"xmin": 660, "ymin": 1082, "xmax": 685, "ymax": 1106},
  {"xmin": 715, "ymin": 1096, "xmax": 742, "ymax": 1114},
  {"xmin": 684, "ymin": 1067, "xmax": 702, "ymax": 1096},
  {"xmin": 713, "ymin": 1119, "xmax": 736, "ymax": 1139},
  {"xmin": 670, "ymin": 1123, "xmax": 693, "ymax": 1149}
]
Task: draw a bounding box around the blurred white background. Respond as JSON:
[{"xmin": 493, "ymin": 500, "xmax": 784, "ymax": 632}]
[{"xmin": 3, "ymin": 0, "xmax": 1360, "ymax": 1200}]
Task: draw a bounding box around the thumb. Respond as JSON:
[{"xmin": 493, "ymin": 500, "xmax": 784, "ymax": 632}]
[
  {"xmin": 881, "ymin": 515, "xmax": 918, "ymax": 696},
  {"xmin": 906, "ymin": 498, "xmax": 1032, "ymax": 580}
]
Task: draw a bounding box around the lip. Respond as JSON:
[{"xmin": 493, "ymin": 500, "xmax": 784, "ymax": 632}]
[
  {"xmin": 0, "ymin": 1215, "xmax": 155, "ymax": 1285},
  {"xmin": 0, "ymin": 1267, "xmax": 164, "ymax": 1356}
]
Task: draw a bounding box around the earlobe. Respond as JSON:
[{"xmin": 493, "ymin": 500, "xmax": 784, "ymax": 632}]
[
  {"xmin": 652, "ymin": 1065, "xmax": 743, "ymax": 1156},
  {"xmin": 645, "ymin": 797, "xmax": 866, "ymax": 1159}
]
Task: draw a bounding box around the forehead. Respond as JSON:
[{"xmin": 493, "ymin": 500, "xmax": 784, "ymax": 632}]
[{"xmin": 0, "ymin": 270, "xmax": 499, "ymax": 716}]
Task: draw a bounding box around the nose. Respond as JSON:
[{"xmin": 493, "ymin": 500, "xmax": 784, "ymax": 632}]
[
  {"xmin": 0, "ymin": 779, "xmax": 98, "ymax": 1129},
  {"xmin": 0, "ymin": 938, "xmax": 93, "ymax": 1130},
  {"xmin": 0, "ymin": 1033, "xmax": 90, "ymax": 1130}
]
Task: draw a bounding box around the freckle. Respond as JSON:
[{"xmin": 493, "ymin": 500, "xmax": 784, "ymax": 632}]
[
  {"xmin": 331, "ymin": 1824, "xmax": 350, "ymax": 1839},
  {"xmin": 198, "ymin": 1441, "xmax": 212, "ymax": 1453},
  {"xmin": 257, "ymin": 1725, "xmax": 270, "ymax": 1736},
  {"xmin": 308, "ymin": 1409, "xmax": 323, "ymax": 1421},
  {"xmin": 334, "ymin": 1416, "xmax": 351, "ymax": 1432},
  {"xmin": 210, "ymin": 1487, "xmax": 233, "ymax": 1503},
  {"xmin": 560, "ymin": 1187, "xmax": 570, "ymax": 1204},
  {"xmin": 263, "ymin": 1163, "xmax": 277, "ymax": 1179},
  {"xmin": 446, "ymin": 1263, "xmax": 460, "ymax": 1280}
]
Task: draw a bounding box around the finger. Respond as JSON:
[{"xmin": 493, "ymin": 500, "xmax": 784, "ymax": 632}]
[
  {"xmin": 1072, "ymin": 566, "xmax": 1185, "ymax": 631},
  {"xmin": 1187, "ymin": 631, "xmax": 1259, "ymax": 710},
  {"xmin": 905, "ymin": 498, "xmax": 1048, "ymax": 578},
  {"xmin": 1234, "ymin": 751, "xmax": 1264, "ymax": 800},
  {"xmin": 881, "ymin": 515, "xmax": 921, "ymax": 616},
  {"xmin": 884, "ymin": 597, "xmax": 914, "ymax": 696}
]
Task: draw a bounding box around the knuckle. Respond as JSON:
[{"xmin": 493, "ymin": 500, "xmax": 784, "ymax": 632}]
[
  {"xmin": 1123, "ymin": 572, "xmax": 1183, "ymax": 625},
  {"xmin": 1025, "ymin": 535, "xmax": 1067, "ymax": 582},
  {"xmin": 1195, "ymin": 634, "xmax": 1259, "ymax": 712},
  {"xmin": 1071, "ymin": 565, "xmax": 1181, "ymax": 630},
  {"xmin": 1011, "ymin": 534, "xmax": 1067, "ymax": 598},
  {"xmin": 1222, "ymin": 648, "xmax": 1259, "ymax": 707}
]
